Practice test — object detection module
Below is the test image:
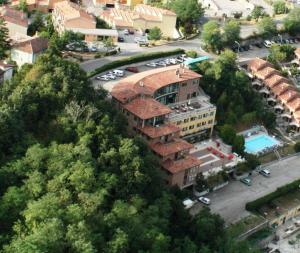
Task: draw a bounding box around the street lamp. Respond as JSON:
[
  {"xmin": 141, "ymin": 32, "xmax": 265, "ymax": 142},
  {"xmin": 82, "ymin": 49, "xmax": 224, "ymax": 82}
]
[
  {"xmin": 234, "ymin": 41, "xmax": 240, "ymax": 53},
  {"xmin": 278, "ymin": 34, "xmax": 283, "ymax": 44}
]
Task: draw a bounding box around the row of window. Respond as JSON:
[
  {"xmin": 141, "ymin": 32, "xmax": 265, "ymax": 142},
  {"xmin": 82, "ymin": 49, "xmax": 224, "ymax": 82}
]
[
  {"xmin": 181, "ymin": 120, "xmax": 213, "ymax": 131},
  {"xmin": 177, "ymin": 113, "xmax": 215, "ymax": 125}
]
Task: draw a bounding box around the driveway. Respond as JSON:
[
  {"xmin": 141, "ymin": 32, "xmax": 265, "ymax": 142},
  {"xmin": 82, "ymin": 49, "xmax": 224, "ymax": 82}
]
[{"xmin": 190, "ymin": 155, "xmax": 300, "ymax": 224}]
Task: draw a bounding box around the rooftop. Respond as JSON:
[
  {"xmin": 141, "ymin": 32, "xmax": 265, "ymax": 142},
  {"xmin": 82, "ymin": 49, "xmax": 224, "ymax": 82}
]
[
  {"xmin": 286, "ymin": 97, "xmax": 300, "ymax": 113},
  {"xmin": 137, "ymin": 123, "xmax": 180, "ymax": 139},
  {"xmin": 67, "ymin": 27, "xmax": 118, "ymax": 36},
  {"xmin": 264, "ymin": 74, "xmax": 290, "ymax": 89},
  {"xmin": 255, "ymin": 67, "xmax": 279, "ymax": 80},
  {"xmin": 112, "ymin": 65, "xmax": 201, "ymax": 103},
  {"xmin": 1, "ymin": 6, "xmax": 28, "ymax": 27},
  {"xmin": 0, "ymin": 61, "xmax": 14, "ymax": 70},
  {"xmin": 123, "ymin": 97, "xmax": 172, "ymax": 119},
  {"xmin": 161, "ymin": 155, "xmax": 202, "ymax": 174},
  {"xmin": 150, "ymin": 138, "xmax": 193, "ymax": 156},
  {"xmin": 248, "ymin": 58, "xmax": 273, "ymax": 73},
  {"xmin": 14, "ymin": 37, "xmax": 48, "ymax": 54},
  {"xmin": 278, "ymin": 89, "xmax": 300, "ymax": 104},
  {"xmin": 271, "ymin": 82, "xmax": 294, "ymax": 97}
]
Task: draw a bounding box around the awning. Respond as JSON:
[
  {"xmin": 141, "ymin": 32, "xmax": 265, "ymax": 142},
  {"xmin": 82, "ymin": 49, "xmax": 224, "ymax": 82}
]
[
  {"xmin": 289, "ymin": 121, "xmax": 300, "ymax": 127},
  {"xmin": 267, "ymin": 97, "xmax": 277, "ymax": 102},
  {"xmin": 259, "ymin": 88, "xmax": 270, "ymax": 94},
  {"xmin": 274, "ymin": 104, "xmax": 284, "ymax": 110},
  {"xmin": 252, "ymin": 81, "xmax": 262, "ymax": 86},
  {"xmin": 281, "ymin": 113, "xmax": 292, "ymax": 119}
]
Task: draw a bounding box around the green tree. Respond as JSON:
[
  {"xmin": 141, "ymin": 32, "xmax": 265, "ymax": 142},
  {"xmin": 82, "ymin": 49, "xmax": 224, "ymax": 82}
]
[
  {"xmin": 219, "ymin": 124, "xmax": 236, "ymax": 144},
  {"xmin": 195, "ymin": 173, "xmax": 208, "ymax": 192},
  {"xmin": 27, "ymin": 12, "xmax": 45, "ymax": 36},
  {"xmin": 283, "ymin": 8, "xmax": 300, "ymax": 35},
  {"xmin": 223, "ymin": 19, "xmax": 241, "ymax": 46},
  {"xmin": 103, "ymin": 37, "xmax": 115, "ymax": 51},
  {"xmin": 18, "ymin": 0, "xmax": 28, "ymax": 13},
  {"xmin": 171, "ymin": 0, "xmax": 204, "ymax": 24},
  {"xmin": 0, "ymin": 17, "xmax": 10, "ymax": 60},
  {"xmin": 201, "ymin": 20, "xmax": 222, "ymax": 52},
  {"xmin": 268, "ymin": 44, "xmax": 295, "ymax": 63},
  {"xmin": 273, "ymin": 0, "xmax": 287, "ymax": 14},
  {"xmin": 96, "ymin": 17, "xmax": 110, "ymax": 29},
  {"xmin": 251, "ymin": 5, "xmax": 266, "ymax": 21},
  {"xmin": 294, "ymin": 142, "xmax": 300, "ymax": 152},
  {"xmin": 258, "ymin": 16, "xmax": 277, "ymax": 38},
  {"xmin": 148, "ymin": 27, "xmax": 162, "ymax": 40}
]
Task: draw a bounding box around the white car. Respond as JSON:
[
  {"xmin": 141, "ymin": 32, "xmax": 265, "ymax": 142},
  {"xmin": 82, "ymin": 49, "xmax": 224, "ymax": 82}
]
[
  {"xmin": 259, "ymin": 169, "xmax": 271, "ymax": 177},
  {"xmin": 105, "ymin": 73, "xmax": 116, "ymax": 80},
  {"xmin": 157, "ymin": 61, "xmax": 167, "ymax": 67},
  {"xmin": 169, "ymin": 58, "xmax": 178, "ymax": 64},
  {"xmin": 198, "ymin": 197, "xmax": 211, "ymax": 205},
  {"xmin": 96, "ymin": 75, "xmax": 110, "ymax": 81},
  {"xmin": 124, "ymin": 29, "xmax": 129, "ymax": 35},
  {"xmin": 146, "ymin": 62, "xmax": 157, "ymax": 67},
  {"xmin": 134, "ymin": 37, "xmax": 141, "ymax": 43},
  {"xmin": 112, "ymin": 69, "xmax": 124, "ymax": 77},
  {"xmin": 264, "ymin": 40, "xmax": 272, "ymax": 48}
]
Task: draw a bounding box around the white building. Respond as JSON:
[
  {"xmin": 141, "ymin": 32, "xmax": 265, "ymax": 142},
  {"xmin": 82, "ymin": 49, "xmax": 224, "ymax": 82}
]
[
  {"xmin": 0, "ymin": 61, "xmax": 14, "ymax": 83},
  {"xmin": 11, "ymin": 37, "xmax": 48, "ymax": 67}
]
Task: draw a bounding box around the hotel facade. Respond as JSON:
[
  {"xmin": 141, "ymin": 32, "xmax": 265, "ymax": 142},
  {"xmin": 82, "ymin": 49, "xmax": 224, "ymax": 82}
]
[{"xmin": 111, "ymin": 65, "xmax": 216, "ymax": 188}]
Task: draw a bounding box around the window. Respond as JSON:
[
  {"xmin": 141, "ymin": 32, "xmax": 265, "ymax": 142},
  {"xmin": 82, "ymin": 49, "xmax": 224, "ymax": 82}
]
[
  {"xmin": 193, "ymin": 80, "xmax": 199, "ymax": 85},
  {"xmin": 187, "ymin": 94, "xmax": 191, "ymax": 99},
  {"xmin": 182, "ymin": 127, "xmax": 187, "ymax": 131},
  {"xmin": 210, "ymin": 111, "xmax": 215, "ymax": 116},
  {"xmin": 184, "ymin": 118, "xmax": 189, "ymax": 123},
  {"xmin": 198, "ymin": 115, "xmax": 202, "ymax": 119},
  {"xmin": 203, "ymin": 113, "xmax": 208, "ymax": 118},
  {"xmin": 177, "ymin": 120, "xmax": 182, "ymax": 125},
  {"xmin": 134, "ymin": 116, "xmax": 137, "ymax": 121},
  {"xmin": 181, "ymin": 83, "xmax": 187, "ymax": 87},
  {"xmin": 189, "ymin": 125, "xmax": 194, "ymax": 130},
  {"xmin": 202, "ymin": 121, "xmax": 206, "ymax": 126},
  {"xmin": 192, "ymin": 92, "xmax": 197, "ymax": 98},
  {"xmin": 208, "ymin": 120, "xmax": 213, "ymax": 124},
  {"xmin": 197, "ymin": 123, "xmax": 201, "ymax": 127},
  {"xmin": 190, "ymin": 117, "xmax": 196, "ymax": 121}
]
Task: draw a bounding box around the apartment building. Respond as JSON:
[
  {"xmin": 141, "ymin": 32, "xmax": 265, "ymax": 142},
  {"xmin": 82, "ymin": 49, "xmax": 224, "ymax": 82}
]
[
  {"xmin": 101, "ymin": 4, "xmax": 177, "ymax": 38},
  {"xmin": 248, "ymin": 58, "xmax": 300, "ymax": 132},
  {"xmin": 111, "ymin": 65, "xmax": 216, "ymax": 188},
  {"xmin": 10, "ymin": 0, "xmax": 64, "ymax": 12},
  {"xmin": 0, "ymin": 6, "xmax": 28, "ymax": 38}
]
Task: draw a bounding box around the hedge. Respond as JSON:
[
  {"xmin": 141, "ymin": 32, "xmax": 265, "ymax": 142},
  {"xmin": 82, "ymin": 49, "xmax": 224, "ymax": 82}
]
[
  {"xmin": 245, "ymin": 178, "xmax": 300, "ymax": 212},
  {"xmin": 87, "ymin": 48, "xmax": 185, "ymax": 78}
]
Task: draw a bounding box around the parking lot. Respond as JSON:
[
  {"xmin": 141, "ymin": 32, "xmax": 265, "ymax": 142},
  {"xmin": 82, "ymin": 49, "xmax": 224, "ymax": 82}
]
[{"xmin": 190, "ymin": 155, "xmax": 300, "ymax": 224}]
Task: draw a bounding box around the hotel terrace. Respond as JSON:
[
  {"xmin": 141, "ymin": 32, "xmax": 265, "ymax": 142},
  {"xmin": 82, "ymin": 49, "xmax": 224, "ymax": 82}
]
[
  {"xmin": 111, "ymin": 65, "xmax": 216, "ymax": 189},
  {"xmin": 248, "ymin": 58, "xmax": 300, "ymax": 132}
]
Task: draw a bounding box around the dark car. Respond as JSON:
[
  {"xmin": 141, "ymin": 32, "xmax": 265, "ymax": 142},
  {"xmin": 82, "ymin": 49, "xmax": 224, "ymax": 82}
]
[
  {"xmin": 125, "ymin": 66, "xmax": 139, "ymax": 73},
  {"xmin": 255, "ymin": 42, "xmax": 263, "ymax": 48},
  {"xmin": 118, "ymin": 37, "xmax": 124, "ymax": 42}
]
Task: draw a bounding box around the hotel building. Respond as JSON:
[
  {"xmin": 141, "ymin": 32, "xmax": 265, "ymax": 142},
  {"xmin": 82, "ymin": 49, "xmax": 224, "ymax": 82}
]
[{"xmin": 111, "ymin": 65, "xmax": 216, "ymax": 188}]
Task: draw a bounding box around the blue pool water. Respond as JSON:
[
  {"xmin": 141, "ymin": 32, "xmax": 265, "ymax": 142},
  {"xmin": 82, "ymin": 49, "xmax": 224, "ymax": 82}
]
[{"xmin": 244, "ymin": 134, "xmax": 280, "ymax": 154}]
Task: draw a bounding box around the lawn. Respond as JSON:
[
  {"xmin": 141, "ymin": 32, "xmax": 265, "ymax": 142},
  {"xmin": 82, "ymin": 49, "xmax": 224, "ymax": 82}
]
[{"xmin": 258, "ymin": 143, "xmax": 296, "ymax": 164}]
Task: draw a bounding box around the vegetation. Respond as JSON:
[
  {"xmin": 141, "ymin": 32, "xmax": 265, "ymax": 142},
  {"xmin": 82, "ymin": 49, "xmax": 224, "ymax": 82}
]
[
  {"xmin": 148, "ymin": 27, "xmax": 162, "ymax": 41},
  {"xmin": 245, "ymin": 178, "xmax": 300, "ymax": 212},
  {"xmin": 251, "ymin": 5, "xmax": 267, "ymax": 21},
  {"xmin": 267, "ymin": 44, "xmax": 295, "ymax": 65},
  {"xmin": 223, "ymin": 20, "xmax": 241, "ymax": 47},
  {"xmin": 258, "ymin": 17, "xmax": 277, "ymax": 38},
  {"xmin": 294, "ymin": 141, "xmax": 300, "ymax": 152},
  {"xmin": 273, "ymin": 0, "xmax": 288, "ymax": 15},
  {"xmin": 27, "ymin": 12, "xmax": 46, "ymax": 36},
  {"xmin": 88, "ymin": 48, "xmax": 185, "ymax": 77},
  {"xmin": 0, "ymin": 17, "xmax": 10, "ymax": 60},
  {"xmin": 171, "ymin": 0, "xmax": 204, "ymax": 35},
  {"xmin": 196, "ymin": 50, "xmax": 276, "ymax": 150},
  {"xmin": 283, "ymin": 8, "xmax": 300, "ymax": 35},
  {"xmin": 18, "ymin": 0, "xmax": 29, "ymax": 13},
  {"xmin": 96, "ymin": 17, "xmax": 111, "ymax": 29},
  {"xmin": 235, "ymin": 154, "xmax": 261, "ymax": 175},
  {"xmin": 186, "ymin": 50, "xmax": 198, "ymax": 58}
]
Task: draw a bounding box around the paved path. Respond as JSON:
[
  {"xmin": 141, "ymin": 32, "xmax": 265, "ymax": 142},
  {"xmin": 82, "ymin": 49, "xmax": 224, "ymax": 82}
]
[{"xmin": 191, "ymin": 155, "xmax": 300, "ymax": 224}]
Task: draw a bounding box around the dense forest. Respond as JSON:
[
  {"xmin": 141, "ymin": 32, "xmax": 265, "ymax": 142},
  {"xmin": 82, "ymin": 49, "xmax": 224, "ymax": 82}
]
[{"xmin": 0, "ymin": 48, "xmax": 261, "ymax": 252}]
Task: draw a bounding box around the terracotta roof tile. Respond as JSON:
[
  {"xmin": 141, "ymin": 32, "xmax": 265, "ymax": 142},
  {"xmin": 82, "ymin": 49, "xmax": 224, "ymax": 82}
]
[
  {"xmin": 14, "ymin": 37, "xmax": 48, "ymax": 54},
  {"xmin": 264, "ymin": 75, "xmax": 289, "ymax": 89},
  {"xmin": 137, "ymin": 123, "xmax": 180, "ymax": 138},
  {"xmin": 124, "ymin": 97, "xmax": 172, "ymax": 119},
  {"xmin": 278, "ymin": 89, "xmax": 300, "ymax": 105},
  {"xmin": 248, "ymin": 58, "xmax": 273, "ymax": 73},
  {"xmin": 255, "ymin": 67, "xmax": 279, "ymax": 80},
  {"xmin": 150, "ymin": 138, "xmax": 193, "ymax": 156},
  {"xmin": 161, "ymin": 155, "xmax": 202, "ymax": 174},
  {"xmin": 286, "ymin": 98, "xmax": 300, "ymax": 112},
  {"xmin": 271, "ymin": 83, "xmax": 294, "ymax": 97},
  {"xmin": 1, "ymin": 6, "xmax": 28, "ymax": 27}
]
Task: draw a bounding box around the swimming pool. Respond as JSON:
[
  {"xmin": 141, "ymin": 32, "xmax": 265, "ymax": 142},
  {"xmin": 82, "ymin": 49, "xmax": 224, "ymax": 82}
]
[{"xmin": 244, "ymin": 134, "xmax": 280, "ymax": 154}]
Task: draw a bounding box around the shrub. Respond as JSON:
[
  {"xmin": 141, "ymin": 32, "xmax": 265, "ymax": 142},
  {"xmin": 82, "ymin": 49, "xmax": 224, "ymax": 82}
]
[
  {"xmin": 186, "ymin": 50, "xmax": 198, "ymax": 58},
  {"xmin": 88, "ymin": 48, "xmax": 185, "ymax": 78},
  {"xmin": 245, "ymin": 178, "xmax": 300, "ymax": 212},
  {"xmin": 294, "ymin": 142, "xmax": 300, "ymax": 152}
]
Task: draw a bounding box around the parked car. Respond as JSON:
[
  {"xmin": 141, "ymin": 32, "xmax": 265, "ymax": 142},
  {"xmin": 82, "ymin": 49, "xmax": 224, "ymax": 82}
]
[
  {"xmin": 128, "ymin": 29, "xmax": 134, "ymax": 34},
  {"xmin": 125, "ymin": 66, "xmax": 139, "ymax": 73},
  {"xmin": 169, "ymin": 58, "xmax": 177, "ymax": 64},
  {"xmin": 198, "ymin": 197, "xmax": 211, "ymax": 205},
  {"xmin": 96, "ymin": 75, "xmax": 110, "ymax": 81},
  {"xmin": 183, "ymin": 198, "xmax": 195, "ymax": 209},
  {"xmin": 118, "ymin": 37, "xmax": 124, "ymax": 42},
  {"xmin": 106, "ymin": 73, "xmax": 116, "ymax": 80},
  {"xmin": 259, "ymin": 169, "xmax": 271, "ymax": 177},
  {"xmin": 146, "ymin": 62, "xmax": 157, "ymax": 67},
  {"xmin": 240, "ymin": 177, "xmax": 252, "ymax": 186},
  {"xmin": 112, "ymin": 69, "xmax": 124, "ymax": 77},
  {"xmin": 264, "ymin": 40, "xmax": 272, "ymax": 48},
  {"xmin": 124, "ymin": 29, "xmax": 129, "ymax": 35},
  {"xmin": 254, "ymin": 42, "xmax": 263, "ymax": 48},
  {"xmin": 138, "ymin": 40, "xmax": 149, "ymax": 47},
  {"xmin": 157, "ymin": 61, "xmax": 167, "ymax": 67},
  {"xmin": 90, "ymin": 46, "xmax": 97, "ymax": 52},
  {"xmin": 134, "ymin": 37, "xmax": 141, "ymax": 43}
]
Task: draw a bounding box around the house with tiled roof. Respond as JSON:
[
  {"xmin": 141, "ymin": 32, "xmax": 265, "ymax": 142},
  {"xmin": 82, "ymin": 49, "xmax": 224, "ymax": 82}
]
[
  {"xmin": 0, "ymin": 6, "xmax": 28, "ymax": 38},
  {"xmin": 11, "ymin": 37, "xmax": 48, "ymax": 67},
  {"xmin": 101, "ymin": 4, "xmax": 177, "ymax": 38},
  {"xmin": 10, "ymin": 0, "xmax": 64, "ymax": 12},
  {"xmin": 0, "ymin": 61, "xmax": 14, "ymax": 83},
  {"xmin": 111, "ymin": 65, "xmax": 216, "ymax": 189}
]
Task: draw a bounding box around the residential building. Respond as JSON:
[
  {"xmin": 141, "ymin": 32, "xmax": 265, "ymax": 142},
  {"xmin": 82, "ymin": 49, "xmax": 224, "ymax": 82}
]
[
  {"xmin": 52, "ymin": 1, "xmax": 118, "ymax": 42},
  {"xmin": 11, "ymin": 0, "xmax": 65, "ymax": 12},
  {"xmin": 101, "ymin": 4, "xmax": 177, "ymax": 38},
  {"xmin": 248, "ymin": 58, "xmax": 300, "ymax": 132},
  {"xmin": 11, "ymin": 37, "xmax": 48, "ymax": 67},
  {"xmin": 295, "ymin": 48, "xmax": 300, "ymax": 63},
  {"xmin": 0, "ymin": 6, "xmax": 28, "ymax": 38},
  {"xmin": 0, "ymin": 61, "xmax": 14, "ymax": 83},
  {"xmin": 111, "ymin": 65, "xmax": 217, "ymax": 188}
]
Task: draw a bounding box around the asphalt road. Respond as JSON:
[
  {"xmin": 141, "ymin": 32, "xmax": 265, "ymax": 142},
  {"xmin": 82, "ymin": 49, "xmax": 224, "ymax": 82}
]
[{"xmin": 190, "ymin": 155, "xmax": 300, "ymax": 224}]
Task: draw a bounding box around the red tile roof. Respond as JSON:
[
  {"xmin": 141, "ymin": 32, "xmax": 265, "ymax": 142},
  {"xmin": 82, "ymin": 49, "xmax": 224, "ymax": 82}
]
[
  {"xmin": 150, "ymin": 138, "xmax": 193, "ymax": 156},
  {"xmin": 264, "ymin": 75, "xmax": 289, "ymax": 89},
  {"xmin": 271, "ymin": 82, "xmax": 294, "ymax": 97},
  {"xmin": 137, "ymin": 123, "xmax": 180, "ymax": 139},
  {"xmin": 1, "ymin": 6, "xmax": 28, "ymax": 27},
  {"xmin": 278, "ymin": 89, "xmax": 300, "ymax": 105},
  {"xmin": 112, "ymin": 65, "xmax": 201, "ymax": 103},
  {"xmin": 124, "ymin": 97, "xmax": 172, "ymax": 119},
  {"xmin": 161, "ymin": 155, "xmax": 202, "ymax": 174},
  {"xmin": 14, "ymin": 37, "xmax": 48, "ymax": 54},
  {"xmin": 255, "ymin": 67, "xmax": 279, "ymax": 80},
  {"xmin": 248, "ymin": 58, "xmax": 273, "ymax": 73},
  {"xmin": 286, "ymin": 98, "xmax": 300, "ymax": 113}
]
